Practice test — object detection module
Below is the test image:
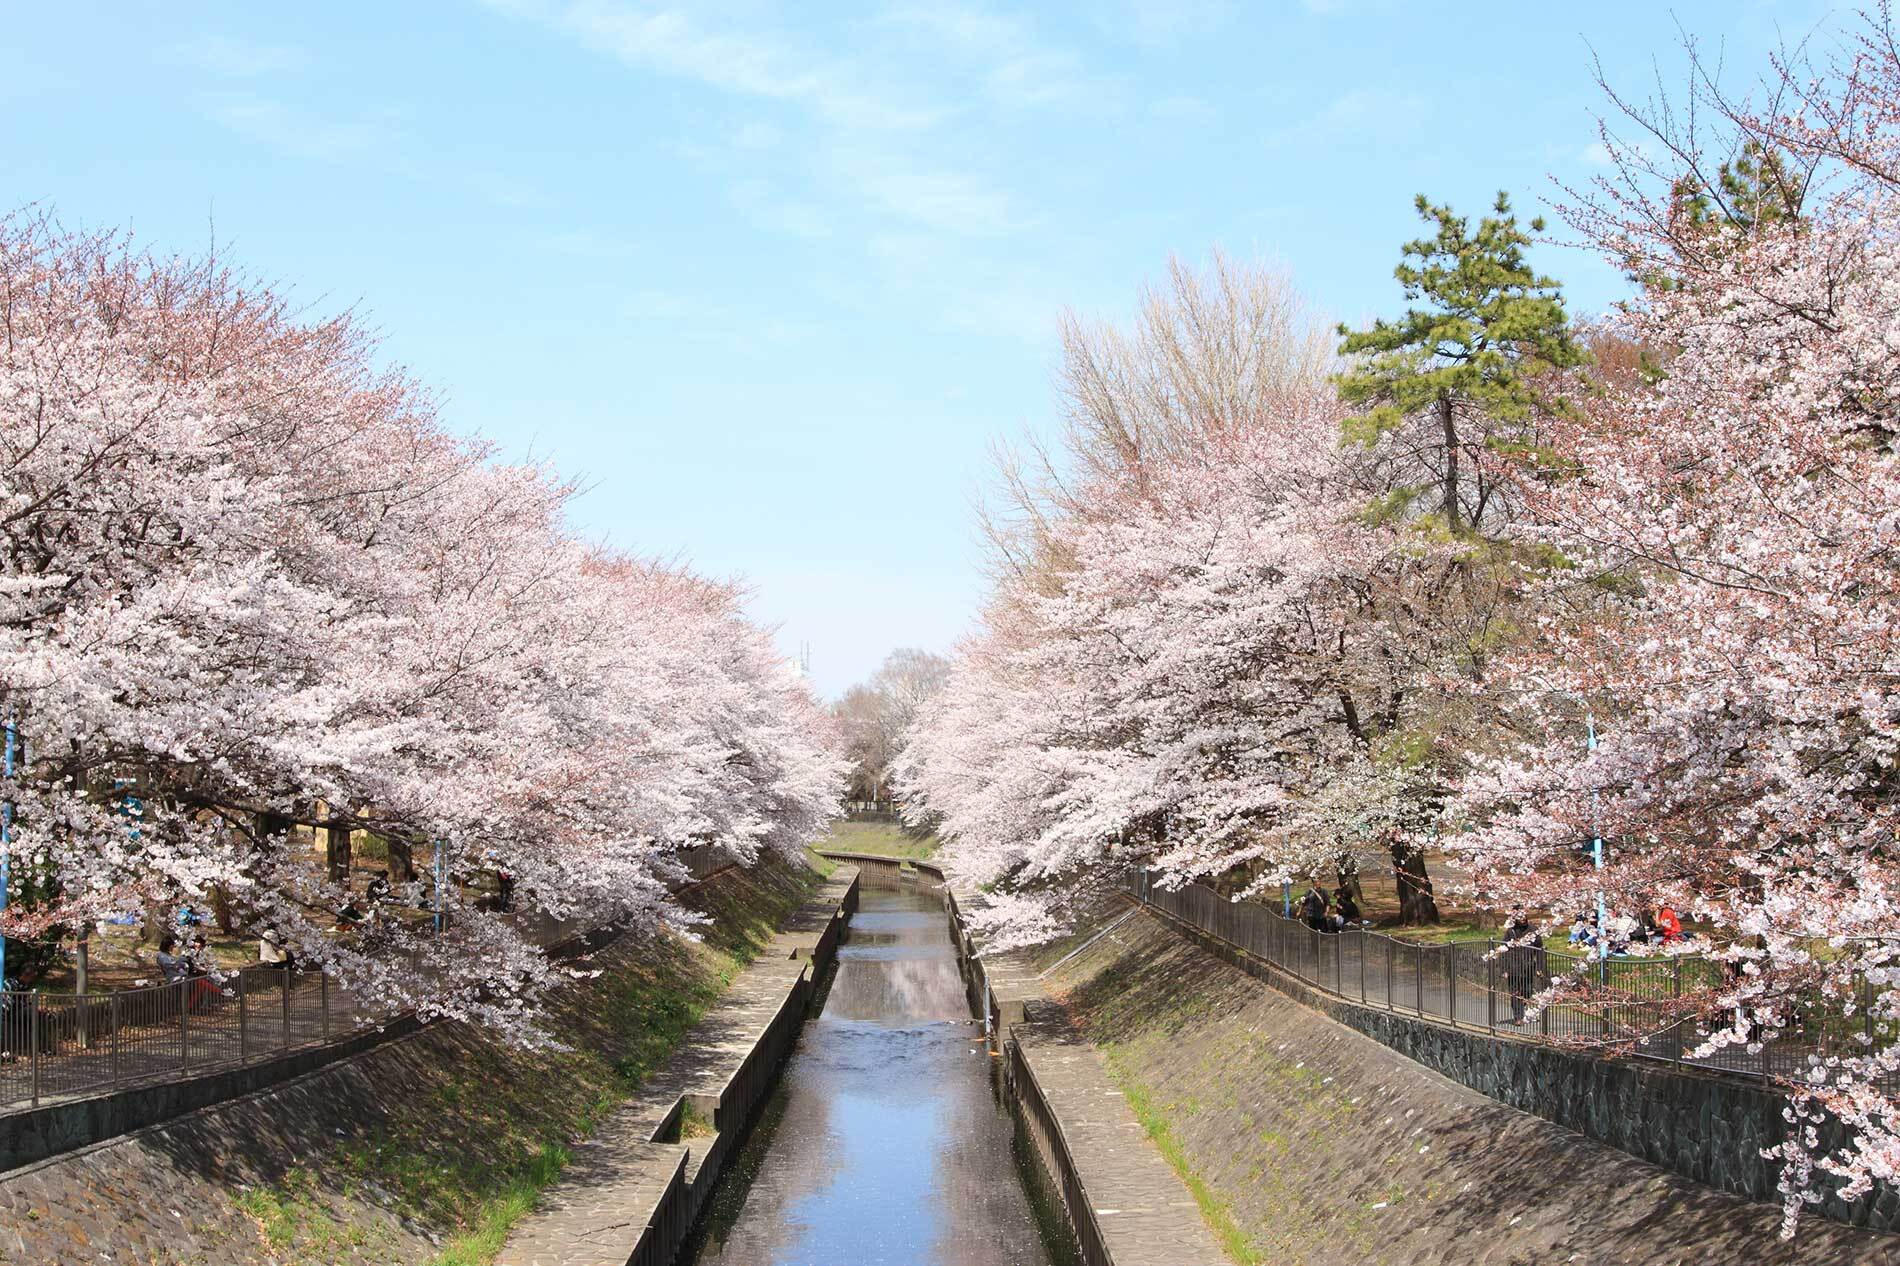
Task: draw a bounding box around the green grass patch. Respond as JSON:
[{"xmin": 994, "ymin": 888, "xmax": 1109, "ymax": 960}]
[
  {"xmin": 225, "ymin": 859, "xmax": 823, "ymax": 1266},
  {"xmin": 678, "ymin": 1102, "xmax": 716, "ymax": 1140},
  {"xmin": 1106, "ymin": 1052, "xmax": 1265, "ymax": 1265},
  {"xmin": 819, "ymin": 820, "xmax": 940, "ymax": 860}
]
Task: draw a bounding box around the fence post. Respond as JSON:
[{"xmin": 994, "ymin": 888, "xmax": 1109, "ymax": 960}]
[
  {"xmin": 1488, "ymin": 943, "xmax": 1497, "ymax": 1032},
  {"xmin": 1415, "ymin": 945, "xmax": 1424, "ymax": 1015},
  {"xmin": 237, "ymin": 970, "xmax": 249, "ymax": 1066},
  {"xmin": 1447, "ymin": 947, "xmax": 1458, "ymax": 1027},
  {"xmin": 111, "ymin": 992, "xmax": 122, "ymax": 1090},
  {"xmin": 29, "ymin": 995, "xmax": 39, "ymax": 1107},
  {"xmin": 320, "ymin": 971, "xmax": 330, "ymax": 1041},
  {"xmin": 1359, "ymin": 934, "xmax": 1366, "ymax": 1004},
  {"xmin": 281, "ymin": 967, "xmax": 292, "ymax": 1051},
  {"xmin": 1332, "ymin": 930, "xmax": 1342, "ymax": 994},
  {"xmin": 1385, "ymin": 938, "xmax": 1394, "ymax": 1010},
  {"xmin": 1866, "ymin": 974, "xmax": 1877, "ymax": 1052},
  {"xmin": 179, "ymin": 980, "xmax": 190, "ymax": 1072},
  {"xmin": 1672, "ymin": 958, "xmax": 1684, "ymax": 1063}
]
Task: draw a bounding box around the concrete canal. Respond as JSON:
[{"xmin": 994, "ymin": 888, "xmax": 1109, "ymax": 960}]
[{"xmin": 680, "ymin": 879, "xmax": 1079, "ymax": 1266}]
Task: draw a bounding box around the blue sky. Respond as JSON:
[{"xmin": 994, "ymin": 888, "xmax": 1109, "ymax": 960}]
[{"xmin": 5, "ymin": 1, "xmax": 1836, "ymax": 697}]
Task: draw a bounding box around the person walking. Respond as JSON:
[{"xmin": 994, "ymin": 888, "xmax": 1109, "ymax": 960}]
[{"xmin": 1502, "ymin": 909, "xmax": 1541, "ymax": 1025}]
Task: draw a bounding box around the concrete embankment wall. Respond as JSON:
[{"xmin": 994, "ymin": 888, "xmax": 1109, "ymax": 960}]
[
  {"xmin": 1139, "ymin": 894, "xmax": 1900, "ymax": 1234},
  {"xmin": 496, "ymin": 865, "xmax": 859, "ymax": 1266},
  {"xmin": 817, "ymin": 850, "xmax": 1227, "ymax": 1266},
  {"xmin": 0, "ymin": 861, "xmax": 848, "ymax": 1266},
  {"xmin": 1053, "ymin": 901, "xmax": 1900, "ymax": 1265}
]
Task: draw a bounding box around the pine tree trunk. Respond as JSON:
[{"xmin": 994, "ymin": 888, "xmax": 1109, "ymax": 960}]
[
  {"xmin": 1390, "ymin": 836, "xmax": 1441, "ymax": 925},
  {"xmin": 1439, "ymin": 393, "xmax": 1460, "ymax": 532}
]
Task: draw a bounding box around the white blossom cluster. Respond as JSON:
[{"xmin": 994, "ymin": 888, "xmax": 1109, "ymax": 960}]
[{"xmin": 0, "ymin": 216, "xmax": 845, "ymax": 1032}]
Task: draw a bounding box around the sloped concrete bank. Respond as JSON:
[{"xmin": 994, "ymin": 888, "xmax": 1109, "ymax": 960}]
[
  {"xmin": 0, "ymin": 861, "xmax": 848, "ymax": 1266},
  {"xmin": 1052, "ymin": 902, "xmax": 1900, "ymax": 1265},
  {"xmin": 496, "ymin": 865, "xmax": 858, "ymax": 1266},
  {"xmin": 0, "ymin": 901, "xmax": 675, "ymax": 1177},
  {"xmin": 815, "ymin": 851, "xmax": 1228, "ymax": 1266},
  {"xmin": 1137, "ymin": 886, "xmax": 1900, "ymax": 1233}
]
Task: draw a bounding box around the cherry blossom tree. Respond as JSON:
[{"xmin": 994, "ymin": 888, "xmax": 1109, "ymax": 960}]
[
  {"xmin": 1451, "ymin": 14, "xmax": 1900, "ymax": 1229},
  {"xmin": 0, "ymin": 213, "xmax": 843, "ymax": 1030}
]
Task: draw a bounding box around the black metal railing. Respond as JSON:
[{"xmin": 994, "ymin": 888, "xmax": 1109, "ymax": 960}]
[
  {"xmin": 0, "ymin": 967, "xmax": 372, "ymax": 1111},
  {"xmin": 1130, "ymin": 873, "xmax": 1893, "ymax": 1089}
]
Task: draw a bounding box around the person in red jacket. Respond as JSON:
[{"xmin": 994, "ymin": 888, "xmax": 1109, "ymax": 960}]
[{"xmin": 1656, "ymin": 906, "xmax": 1683, "ymax": 943}]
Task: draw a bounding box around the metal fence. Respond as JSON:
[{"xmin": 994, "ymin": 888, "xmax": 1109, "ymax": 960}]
[
  {"xmin": 1130, "ymin": 873, "xmax": 1894, "ymax": 1089},
  {"xmin": 0, "ymin": 966, "xmax": 372, "ymax": 1111}
]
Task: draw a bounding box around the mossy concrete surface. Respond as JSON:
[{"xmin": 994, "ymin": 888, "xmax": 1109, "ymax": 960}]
[
  {"xmin": 0, "ymin": 861, "xmax": 821, "ymax": 1266},
  {"xmin": 1048, "ymin": 905, "xmax": 1900, "ymax": 1266}
]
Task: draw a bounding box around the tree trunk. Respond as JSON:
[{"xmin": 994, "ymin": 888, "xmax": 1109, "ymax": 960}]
[
  {"xmin": 1439, "ymin": 392, "xmax": 1461, "ymax": 533},
  {"xmin": 325, "ymin": 822, "xmax": 352, "ymax": 886},
  {"xmin": 1334, "ymin": 852, "xmax": 1365, "ymax": 907},
  {"xmin": 384, "ymin": 834, "xmax": 413, "ymax": 884},
  {"xmin": 209, "ymin": 884, "xmax": 238, "ymax": 934},
  {"xmin": 1389, "ymin": 835, "xmax": 1441, "ymax": 925}
]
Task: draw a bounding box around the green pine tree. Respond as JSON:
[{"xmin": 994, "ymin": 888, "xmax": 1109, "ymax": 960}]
[{"xmin": 1335, "ymin": 192, "xmax": 1584, "ymax": 536}]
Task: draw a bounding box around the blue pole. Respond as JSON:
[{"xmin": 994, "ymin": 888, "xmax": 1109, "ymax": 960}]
[
  {"xmin": 1, "ymin": 717, "xmax": 14, "ymax": 990},
  {"xmin": 1588, "ymin": 712, "xmax": 1606, "ymax": 981}
]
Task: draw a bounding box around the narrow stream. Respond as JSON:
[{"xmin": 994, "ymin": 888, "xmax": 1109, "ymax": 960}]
[{"xmin": 681, "ymin": 881, "xmax": 1078, "ymax": 1266}]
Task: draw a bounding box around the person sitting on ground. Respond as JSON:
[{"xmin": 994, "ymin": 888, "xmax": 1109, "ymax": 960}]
[
  {"xmin": 1605, "ymin": 910, "xmax": 1638, "ymax": 956},
  {"xmin": 156, "ymin": 933, "xmax": 190, "ymax": 985},
  {"xmin": 258, "ymin": 928, "xmax": 294, "ymax": 972},
  {"xmin": 1656, "ymin": 905, "xmax": 1683, "ymax": 943},
  {"xmin": 365, "ymin": 873, "xmax": 391, "ymax": 903},
  {"xmin": 1333, "ymin": 886, "xmax": 1362, "ymax": 927},
  {"xmin": 1568, "ymin": 912, "xmax": 1596, "ymax": 947}
]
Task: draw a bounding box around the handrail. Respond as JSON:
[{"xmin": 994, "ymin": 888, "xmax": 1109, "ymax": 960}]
[
  {"xmin": 0, "ymin": 964, "xmax": 364, "ymax": 1112},
  {"xmin": 1128, "ymin": 872, "xmax": 1890, "ymax": 1091}
]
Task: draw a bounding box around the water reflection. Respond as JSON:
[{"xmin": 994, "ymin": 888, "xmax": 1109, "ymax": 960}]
[{"xmin": 683, "ymin": 884, "xmax": 1067, "ymax": 1266}]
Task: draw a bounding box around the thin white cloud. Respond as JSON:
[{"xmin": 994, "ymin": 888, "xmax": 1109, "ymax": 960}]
[
  {"xmin": 204, "ymin": 96, "xmax": 384, "ymax": 161},
  {"xmin": 484, "ymin": 1, "xmax": 1029, "ymax": 239},
  {"xmin": 1100, "ymin": 0, "xmax": 1235, "ymax": 47},
  {"xmin": 880, "ymin": 3, "xmax": 1107, "ymax": 108},
  {"xmin": 844, "ymin": 158, "xmax": 1018, "ymax": 236},
  {"xmin": 517, "ymin": 0, "xmax": 940, "ymax": 131},
  {"xmin": 166, "ymin": 35, "xmax": 306, "ymax": 78},
  {"xmin": 1268, "ymin": 85, "xmax": 1425, "ymax": 148},
  {"xmin": 1151, "ymin": 94, "xmax": 1213, "ymax": 120}
]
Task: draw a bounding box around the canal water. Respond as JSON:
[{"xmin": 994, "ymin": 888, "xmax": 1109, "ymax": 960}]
[{"xmin": 681, "ymin": 881, "xmax": 1077, "ymax": 1266}]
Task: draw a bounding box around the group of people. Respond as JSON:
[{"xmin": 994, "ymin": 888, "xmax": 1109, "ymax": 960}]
[
  {"xmin": 151, "ymin": 904, "xmax": 299, "ymax": 1012},
  {"xmin": 1566, "ymin": 905, "xmax": 1686, "ymax": 956},
  {"xmin": 154, "ymin": 927, "xmax": 221, "ymax": 1010},
  {"xmin": 1297, "ymin": 883, "xmax": 1364, "ymax": 933}
]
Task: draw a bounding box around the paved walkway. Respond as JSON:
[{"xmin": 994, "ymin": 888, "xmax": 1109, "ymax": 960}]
[
  {"xmin": 945, "ymin": 878, "xmax": 1228, "ymax": 1266},
  {"xmin": 497, "ymin": 867, "xmax": 858, "ymax": 1266}
]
